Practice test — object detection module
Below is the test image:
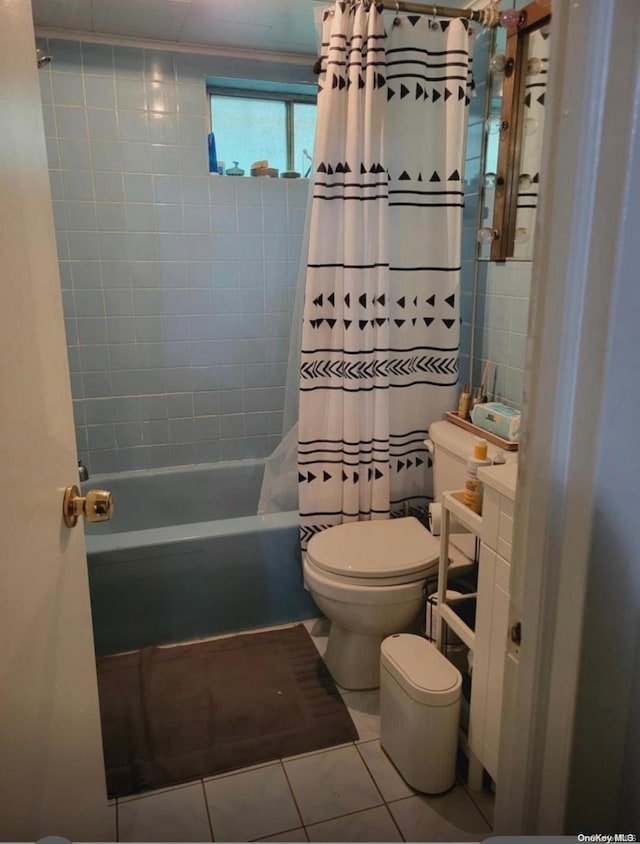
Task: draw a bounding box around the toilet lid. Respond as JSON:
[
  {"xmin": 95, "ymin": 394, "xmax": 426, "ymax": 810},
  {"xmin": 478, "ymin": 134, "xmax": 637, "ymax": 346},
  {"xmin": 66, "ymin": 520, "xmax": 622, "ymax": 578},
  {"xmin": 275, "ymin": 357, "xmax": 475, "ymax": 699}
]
[{"xmin": 306, "ymin": 517, "xmax": 439, "ymax": 580}]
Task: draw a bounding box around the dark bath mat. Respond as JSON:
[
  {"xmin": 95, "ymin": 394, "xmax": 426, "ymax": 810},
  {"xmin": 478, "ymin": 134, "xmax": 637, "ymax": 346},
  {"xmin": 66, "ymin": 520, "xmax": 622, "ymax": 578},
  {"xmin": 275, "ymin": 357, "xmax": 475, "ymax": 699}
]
[{"xmin": 97, "ymin": 624, "xmax": 358, "ymax": 797}]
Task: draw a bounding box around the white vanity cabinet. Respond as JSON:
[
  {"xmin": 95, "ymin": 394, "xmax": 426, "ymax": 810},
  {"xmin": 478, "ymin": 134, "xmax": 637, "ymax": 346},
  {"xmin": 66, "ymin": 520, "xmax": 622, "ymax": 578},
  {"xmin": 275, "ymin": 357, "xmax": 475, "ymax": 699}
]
[
  {"xmin": 436, "ymin": 463, "xmax": 517, "ymax": 789},
  {"xmin": 470, "ymin": 465, "xmax": 517, "ymax": 785}
]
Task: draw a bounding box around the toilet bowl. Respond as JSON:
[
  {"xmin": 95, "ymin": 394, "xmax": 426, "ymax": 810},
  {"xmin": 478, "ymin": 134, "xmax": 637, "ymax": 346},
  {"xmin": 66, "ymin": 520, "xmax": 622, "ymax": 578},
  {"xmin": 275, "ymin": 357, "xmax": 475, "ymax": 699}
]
[
  {"xmin": 303, "ymin": 517, "xmax": 439, "ymax": 690},
  {"xmin": 304, "ymin": 420, "xmax": 519, "ymax": 691}
]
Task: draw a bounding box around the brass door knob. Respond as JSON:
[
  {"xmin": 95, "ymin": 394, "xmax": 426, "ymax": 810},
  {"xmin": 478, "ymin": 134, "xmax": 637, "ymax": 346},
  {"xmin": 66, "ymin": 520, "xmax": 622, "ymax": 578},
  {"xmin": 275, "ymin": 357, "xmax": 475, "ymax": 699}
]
[{"xmin": 63, "ymin": 485, "xmax": 114, "ymax": 527}]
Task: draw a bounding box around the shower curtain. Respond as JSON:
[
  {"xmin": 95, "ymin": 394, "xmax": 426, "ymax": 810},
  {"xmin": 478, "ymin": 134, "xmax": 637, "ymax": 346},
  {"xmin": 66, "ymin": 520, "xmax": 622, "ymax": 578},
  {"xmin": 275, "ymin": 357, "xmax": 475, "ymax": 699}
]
[{"xmin": 298, "ymin": 0, "xmax": 473, "ymax": 548}]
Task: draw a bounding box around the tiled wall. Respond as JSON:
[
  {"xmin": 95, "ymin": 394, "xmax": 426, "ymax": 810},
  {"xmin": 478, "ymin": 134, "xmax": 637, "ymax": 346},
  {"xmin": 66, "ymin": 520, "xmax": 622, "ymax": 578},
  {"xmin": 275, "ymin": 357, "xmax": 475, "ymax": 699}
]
[
  {"xmin": 471, "ymin": 0, "xmax": 532, "ymax": 408},
  {"xmin": 38, "ymin": 37, "xmax": 311, "ymax": 473},
  {"xmin": 461, "ymin": 5, "xmax": 532, "ymax": 410},
  {"xmin": 41, "ymin": 18, "xmax": 532, "ymax": 475},
  {"xmin": 472, "ymin": 261, "xmax": 531, "ymax": 406}
]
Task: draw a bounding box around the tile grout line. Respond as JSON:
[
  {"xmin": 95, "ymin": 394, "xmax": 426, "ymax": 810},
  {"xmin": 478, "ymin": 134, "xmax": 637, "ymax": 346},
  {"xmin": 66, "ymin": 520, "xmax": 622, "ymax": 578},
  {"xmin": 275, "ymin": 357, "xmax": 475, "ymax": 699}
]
[
  {"xmin": 278, "ymin": 758, "xmax": 307, "ymax": 835},
  {"xmin": 250, "ymin": 825, "xmax": 308, "ymax": 843},
  {"xmin": 200, "ymin": 777, "xmax": 216, "ymax": 842},
  {"xmin": 116, "ymin": 777, "xmax": 205, "ymax": 803},
  {"xmin": 353, "ymin": 741, "xmax": 387, "ymax": 805},
  {"xmin": 279, "ymin": 740, "xmax": 356, "ymax": 766},
  {"xmin": 462, "ymin": 782, "xmax": 494, "ymax": 830},
  {"xmin": 108, "ymin": 717, "xmax": 482, "ymax": 840},
  {"xmin": 303, "ymin": 803, "xmax": 401, "ymax": 839},
  {"xmin": 354, "ymin": 742, "xmax": 407, "ymax": 843},
  {"xmin": 382, "ymin": 803, "xmax": 407, "ymax": 844},
  {"xmin": 284, "ymin": 742, "xmax": 390, "ymax": 834},
  {"xmin": 203, "ymin": 759, "xmax": 281, "ymax": 785}
]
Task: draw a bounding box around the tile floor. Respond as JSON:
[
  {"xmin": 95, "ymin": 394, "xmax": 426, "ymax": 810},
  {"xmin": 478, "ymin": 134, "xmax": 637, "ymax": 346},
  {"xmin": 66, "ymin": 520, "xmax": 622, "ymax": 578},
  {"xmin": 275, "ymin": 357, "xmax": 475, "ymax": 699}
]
[{"xmin": 107, "ymin": 618, "xmax": 494, "ymax": 842}]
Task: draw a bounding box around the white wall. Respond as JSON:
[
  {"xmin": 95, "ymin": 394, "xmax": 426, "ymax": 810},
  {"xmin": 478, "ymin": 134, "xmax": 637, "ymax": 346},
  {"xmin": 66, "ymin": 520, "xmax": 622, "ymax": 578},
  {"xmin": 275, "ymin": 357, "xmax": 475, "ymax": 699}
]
[{"xmin": 565, "ymin": 58, "xmax": 640, "ymax": 830}]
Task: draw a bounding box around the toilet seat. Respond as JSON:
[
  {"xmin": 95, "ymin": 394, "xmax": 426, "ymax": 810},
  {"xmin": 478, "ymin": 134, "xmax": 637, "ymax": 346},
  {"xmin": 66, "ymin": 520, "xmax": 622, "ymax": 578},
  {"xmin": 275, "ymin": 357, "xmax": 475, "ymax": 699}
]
[{"xmin": 306, "ymin": 517, "xmax": 439, "ymax": 587}]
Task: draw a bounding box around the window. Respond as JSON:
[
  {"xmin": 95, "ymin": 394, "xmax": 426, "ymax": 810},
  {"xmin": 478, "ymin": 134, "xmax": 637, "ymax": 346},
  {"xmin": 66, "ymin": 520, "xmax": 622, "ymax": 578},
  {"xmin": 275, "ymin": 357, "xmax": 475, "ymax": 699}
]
[{"xmin": 209, "ymin": 85, "xmax": 317, "ymax": 177}]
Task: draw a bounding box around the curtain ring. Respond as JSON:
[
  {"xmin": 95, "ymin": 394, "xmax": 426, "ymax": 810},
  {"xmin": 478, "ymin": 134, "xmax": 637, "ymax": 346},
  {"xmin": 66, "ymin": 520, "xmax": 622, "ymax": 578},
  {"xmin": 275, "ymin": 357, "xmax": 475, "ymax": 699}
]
[
  {"xmin": 431, "ymin": 5, "xmax": 439, "ymax": 29},
  {"xmin": 393, "ymin": 0, "xmax": 400, "ymax": 26}
]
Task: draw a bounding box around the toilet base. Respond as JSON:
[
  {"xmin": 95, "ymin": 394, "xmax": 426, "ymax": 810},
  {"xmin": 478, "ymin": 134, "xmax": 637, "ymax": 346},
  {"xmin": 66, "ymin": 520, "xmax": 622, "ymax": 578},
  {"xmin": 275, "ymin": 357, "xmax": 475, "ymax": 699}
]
[{"xmin": 324, "ymin": 623, "xmax": 384, "ymax": 690}]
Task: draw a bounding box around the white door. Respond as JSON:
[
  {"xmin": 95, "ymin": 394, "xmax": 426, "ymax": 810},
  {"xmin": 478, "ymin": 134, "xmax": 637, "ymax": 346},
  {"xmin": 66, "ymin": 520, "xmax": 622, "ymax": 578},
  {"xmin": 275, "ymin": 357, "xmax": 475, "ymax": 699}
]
[{"xmin": 0, "ymin": 0, "xmax": 111, "ymax": 839}]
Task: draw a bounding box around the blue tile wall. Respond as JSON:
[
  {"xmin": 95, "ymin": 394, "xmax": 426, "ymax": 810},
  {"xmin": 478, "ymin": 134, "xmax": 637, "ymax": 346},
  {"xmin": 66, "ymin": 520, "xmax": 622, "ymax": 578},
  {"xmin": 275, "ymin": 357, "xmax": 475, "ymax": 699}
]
[
  {"xmin": 472, "ymin": 262, "xmax": 532, "ymax": 408},
  {"xmin": 471, "ymin": 0, "xmax": 532, "ymax": 409},
  {"xmin": 38, "ymin": 37, "xmax": 310, "ymax": 474},
  {"xmin": 462, "ymin": 22, "xmax": 532, "ymax": 410}
]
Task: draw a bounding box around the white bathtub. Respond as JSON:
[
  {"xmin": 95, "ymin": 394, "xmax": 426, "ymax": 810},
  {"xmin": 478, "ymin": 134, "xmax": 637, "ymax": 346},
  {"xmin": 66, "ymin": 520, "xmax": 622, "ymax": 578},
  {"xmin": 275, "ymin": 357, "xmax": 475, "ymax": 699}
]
[{"xmin": 84, "ymin": 461, "xmax": 315, "ymax": 656}]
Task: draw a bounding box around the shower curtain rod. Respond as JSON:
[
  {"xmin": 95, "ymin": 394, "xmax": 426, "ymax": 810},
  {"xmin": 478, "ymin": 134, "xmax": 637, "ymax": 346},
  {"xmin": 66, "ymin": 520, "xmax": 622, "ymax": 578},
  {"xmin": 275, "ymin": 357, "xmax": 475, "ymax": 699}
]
[{"xmin": 311, "ymin": 1, "xmax": 500, "ymax": 27}]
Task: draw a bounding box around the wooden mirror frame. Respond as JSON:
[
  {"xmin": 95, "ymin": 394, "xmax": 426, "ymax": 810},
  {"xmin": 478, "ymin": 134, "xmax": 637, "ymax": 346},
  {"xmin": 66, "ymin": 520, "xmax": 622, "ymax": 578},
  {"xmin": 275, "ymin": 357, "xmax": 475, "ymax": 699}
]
[{"xmin": 490, "ymin": 0, "xmax": 552, "ymax": 261}]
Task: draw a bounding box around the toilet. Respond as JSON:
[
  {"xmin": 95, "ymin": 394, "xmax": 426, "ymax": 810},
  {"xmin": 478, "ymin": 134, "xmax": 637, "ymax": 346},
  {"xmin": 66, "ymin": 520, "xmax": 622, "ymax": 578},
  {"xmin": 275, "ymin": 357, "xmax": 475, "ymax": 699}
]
[
  {"xmin": 304, "ymin": 517, "xmax": 440, "ymax": 689},
  {"xmin": 303, "ymin": 419, "xmax": 518, "ymax": 690}
]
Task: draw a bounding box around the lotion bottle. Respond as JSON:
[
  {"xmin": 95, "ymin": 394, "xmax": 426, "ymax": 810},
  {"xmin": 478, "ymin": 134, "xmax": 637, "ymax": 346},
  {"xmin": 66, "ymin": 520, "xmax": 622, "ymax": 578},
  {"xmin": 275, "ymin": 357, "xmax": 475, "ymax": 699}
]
[
  {"xmin": 462, "ymin": 438, "xmax": 491, "ymax": 514},
  {"xmin": 457, "ymin": 383, "xmax": 471, "ymax": 420}
]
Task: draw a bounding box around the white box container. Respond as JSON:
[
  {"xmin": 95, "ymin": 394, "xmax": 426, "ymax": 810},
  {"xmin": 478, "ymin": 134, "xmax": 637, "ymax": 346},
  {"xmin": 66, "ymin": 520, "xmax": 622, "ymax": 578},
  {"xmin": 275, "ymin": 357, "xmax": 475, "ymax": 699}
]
[{"xmin": 380, "ymin": 634, "xmax": 461, "ymax": 794}]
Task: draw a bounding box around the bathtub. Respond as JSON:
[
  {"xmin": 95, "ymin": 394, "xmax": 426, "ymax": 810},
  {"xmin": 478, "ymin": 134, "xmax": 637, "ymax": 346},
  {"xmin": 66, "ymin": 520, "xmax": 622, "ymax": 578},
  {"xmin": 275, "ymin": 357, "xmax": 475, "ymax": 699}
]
[{"xmin": 84, "ymin": 461, "xmax": 316, "ymax": 656}]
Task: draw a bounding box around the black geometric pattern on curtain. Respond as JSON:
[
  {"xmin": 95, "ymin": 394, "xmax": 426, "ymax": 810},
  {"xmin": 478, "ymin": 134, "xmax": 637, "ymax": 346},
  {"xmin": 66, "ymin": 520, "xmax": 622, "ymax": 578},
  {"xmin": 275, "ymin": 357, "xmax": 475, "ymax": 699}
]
[{"xmin": 298, "ymin": 0, "xmax": 473, "ymax": 548}]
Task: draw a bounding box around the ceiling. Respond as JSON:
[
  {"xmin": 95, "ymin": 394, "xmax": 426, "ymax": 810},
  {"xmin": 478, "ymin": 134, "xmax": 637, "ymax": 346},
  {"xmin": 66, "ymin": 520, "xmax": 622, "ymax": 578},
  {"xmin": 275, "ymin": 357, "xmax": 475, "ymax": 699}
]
[{"xmin": 32, "ymin": 0, "xmax": 471, "ymax": 58}]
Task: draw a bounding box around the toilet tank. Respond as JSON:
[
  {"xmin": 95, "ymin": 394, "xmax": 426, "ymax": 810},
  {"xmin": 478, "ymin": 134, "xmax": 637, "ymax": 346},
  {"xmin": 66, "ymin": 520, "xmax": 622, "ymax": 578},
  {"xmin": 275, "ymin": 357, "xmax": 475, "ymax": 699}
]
[{"xmin": 428, "ymin": 420, "xmax": 518, "ymax": 502}]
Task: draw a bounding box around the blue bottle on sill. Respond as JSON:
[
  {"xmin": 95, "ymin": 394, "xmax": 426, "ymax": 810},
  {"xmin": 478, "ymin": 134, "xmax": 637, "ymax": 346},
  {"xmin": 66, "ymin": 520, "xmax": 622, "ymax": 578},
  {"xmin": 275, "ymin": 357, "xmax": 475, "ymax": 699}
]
[{"xmin": 207, "ymin": 132, "xmax": 218, "ymax": 174}]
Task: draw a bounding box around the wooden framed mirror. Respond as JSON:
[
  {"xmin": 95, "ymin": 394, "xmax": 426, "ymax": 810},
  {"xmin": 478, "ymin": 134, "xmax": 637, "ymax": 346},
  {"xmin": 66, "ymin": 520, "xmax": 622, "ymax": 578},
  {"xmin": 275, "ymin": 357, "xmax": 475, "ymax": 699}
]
[{"xmin": 489, "ymin": 0, "xmax": 552, "ymax": 261}]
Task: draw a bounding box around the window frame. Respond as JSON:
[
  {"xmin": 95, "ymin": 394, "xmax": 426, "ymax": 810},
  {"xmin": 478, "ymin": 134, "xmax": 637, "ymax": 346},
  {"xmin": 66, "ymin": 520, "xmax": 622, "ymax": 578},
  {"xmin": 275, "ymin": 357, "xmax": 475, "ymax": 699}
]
[{"xmin": 208, "ymin": 86, "xmax": 316, "ymax": 174}]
